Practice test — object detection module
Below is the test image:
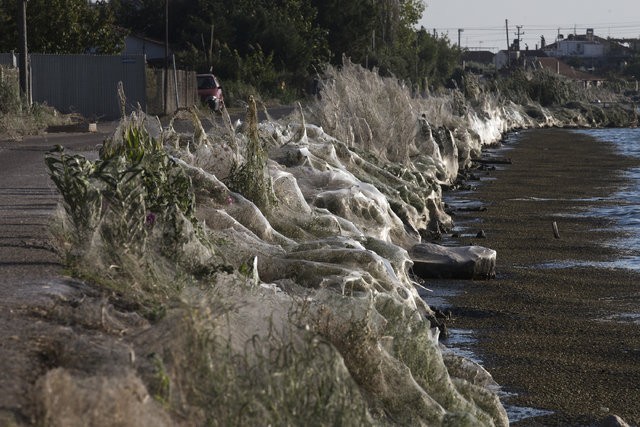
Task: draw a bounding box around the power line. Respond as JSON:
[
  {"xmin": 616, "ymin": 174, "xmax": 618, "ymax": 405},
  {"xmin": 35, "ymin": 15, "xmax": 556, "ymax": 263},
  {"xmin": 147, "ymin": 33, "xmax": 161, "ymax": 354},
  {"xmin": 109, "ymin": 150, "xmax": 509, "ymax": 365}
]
[{"xmin": 429, "ymin": 21, "xmax": 640, "ymax": 32}]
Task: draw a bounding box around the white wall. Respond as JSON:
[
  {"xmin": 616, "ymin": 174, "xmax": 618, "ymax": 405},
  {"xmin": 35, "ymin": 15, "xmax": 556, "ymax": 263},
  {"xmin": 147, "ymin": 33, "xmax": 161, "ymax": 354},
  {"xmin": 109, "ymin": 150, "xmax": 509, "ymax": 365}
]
[{"xmin": 548, "ymin": 40, "xmax": 605, "ymax": 58}]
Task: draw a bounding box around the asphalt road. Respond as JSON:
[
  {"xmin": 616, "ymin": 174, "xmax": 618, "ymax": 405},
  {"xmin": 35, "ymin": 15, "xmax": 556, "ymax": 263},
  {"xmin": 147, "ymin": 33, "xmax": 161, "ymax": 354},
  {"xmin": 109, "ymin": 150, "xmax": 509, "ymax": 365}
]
[
  {"xmin": 0, "ymin": 127, "xmax": 115, "ymax": 283},
  {"xmin": 0, "ymin": 126, "xmax": 119, "ymax": 425}
]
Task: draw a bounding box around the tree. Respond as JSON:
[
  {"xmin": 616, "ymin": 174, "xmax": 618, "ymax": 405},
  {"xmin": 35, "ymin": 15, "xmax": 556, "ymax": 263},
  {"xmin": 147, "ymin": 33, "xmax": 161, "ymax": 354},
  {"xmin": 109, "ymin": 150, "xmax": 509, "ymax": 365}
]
[
  {"xmin": 108, "ymin": 0, "xmax": 457, "ymax": 95},
  {"xmin": 310, "ymin": 0, "xmax": 378, "ymax": 65},
  {"xmin": 0, "ymin": 0, "xmax": 122, "ymax": 54},
  {"xmin": 171, "ymin": 0, "xmax": 329, "ymax": 96},
  {"xmin": 415, "ymin": 28, "xmax": 460, "ymax": 87},
  {"xmin": 109, "ymin": 0, "xmax": 173, "ymax": 42},
  {"xmin": 0, "ymin": 1, "xmax": 16, "ymax": 51}
]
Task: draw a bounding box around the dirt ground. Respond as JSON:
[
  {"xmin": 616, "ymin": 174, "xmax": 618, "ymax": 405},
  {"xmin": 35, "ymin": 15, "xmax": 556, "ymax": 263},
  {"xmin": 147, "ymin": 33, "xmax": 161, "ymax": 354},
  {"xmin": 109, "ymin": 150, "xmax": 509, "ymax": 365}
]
[{"xmin": 439, "ymin": 128, "xmax": 640, "ymax": 426}]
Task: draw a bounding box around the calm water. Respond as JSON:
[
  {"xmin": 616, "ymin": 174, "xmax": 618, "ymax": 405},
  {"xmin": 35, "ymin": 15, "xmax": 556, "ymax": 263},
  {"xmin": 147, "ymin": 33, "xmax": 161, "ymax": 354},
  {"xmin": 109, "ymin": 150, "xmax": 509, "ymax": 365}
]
[
  {"xmin": 431, "ymin": 127, "xmax": 640, "ymax": 423},
  {"xmin": 446, "ymin": 127, "xmax": 640, "ymax": 269},
  {"xmin": 574, "ymin": 128, "xmax": 640, "ymax": 270}
]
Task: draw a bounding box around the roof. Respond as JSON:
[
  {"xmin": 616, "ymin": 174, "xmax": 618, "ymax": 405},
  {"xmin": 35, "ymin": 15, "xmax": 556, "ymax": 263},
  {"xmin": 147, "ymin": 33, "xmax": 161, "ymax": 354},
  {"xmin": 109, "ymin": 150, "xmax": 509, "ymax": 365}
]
[
  {"xmin": 125, "ymin": 34, "xmax": 165, "ymax": 48},
  {"xmin": 519, "ymin": 49, "xmax": 547, "ymax": 58},
  {"xmin": 536, "ymin": 57, "xmax": 604, "ymax": 81},
  {"xmin": 462, "ymin": 51, "xmax": 495, "ymax": 64}
]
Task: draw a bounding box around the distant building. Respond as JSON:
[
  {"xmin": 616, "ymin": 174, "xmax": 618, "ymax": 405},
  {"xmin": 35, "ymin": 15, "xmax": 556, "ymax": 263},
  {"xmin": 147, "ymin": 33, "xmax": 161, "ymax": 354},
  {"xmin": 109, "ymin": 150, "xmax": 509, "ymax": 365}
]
[
  {"xmin": 462, "ymin": 50, "xmax": 495, "ymax": 65},
  {"xmin": 544, "ymin": 29, "xmax": 607, "ymax": 58},
  {"xmin": 123, "ymin": 34, "xmax": 169, "ymax": 64},
  {"xmin": 534, "ymin": 57, "xmax": 605, "ymax": 87},
  {"xmin": 494, "ymin": 49, "xmax": 546, "ymax": 70},
  {"xmin": 462, "ymin": 51, "xmax": 496, "ymax": 73},
  {"xmin": 492, "ymin": 28, "xmax": 637, "ymax": 79},
  {"xmin": 543, "ymin": 29, "xmax": 634, "ymax": 59}
]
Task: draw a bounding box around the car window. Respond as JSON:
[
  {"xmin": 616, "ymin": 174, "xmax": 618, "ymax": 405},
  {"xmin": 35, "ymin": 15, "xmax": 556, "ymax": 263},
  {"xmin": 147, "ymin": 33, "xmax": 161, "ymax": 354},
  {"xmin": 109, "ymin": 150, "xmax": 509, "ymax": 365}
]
[{"xmin": 197, "ymin": 76, "xmax": 216, "ymax": 89}]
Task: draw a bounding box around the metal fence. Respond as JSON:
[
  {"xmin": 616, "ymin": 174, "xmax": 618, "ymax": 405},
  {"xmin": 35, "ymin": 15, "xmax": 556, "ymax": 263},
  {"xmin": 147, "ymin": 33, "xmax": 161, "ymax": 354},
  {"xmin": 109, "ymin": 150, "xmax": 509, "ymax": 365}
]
[
  {"xmin": 31, "ymin": 54, "xmax": 147, "ymax": 119},
  {"xmin": 0, "ymin": 53, "xmax": 196, "ymax": 119}
]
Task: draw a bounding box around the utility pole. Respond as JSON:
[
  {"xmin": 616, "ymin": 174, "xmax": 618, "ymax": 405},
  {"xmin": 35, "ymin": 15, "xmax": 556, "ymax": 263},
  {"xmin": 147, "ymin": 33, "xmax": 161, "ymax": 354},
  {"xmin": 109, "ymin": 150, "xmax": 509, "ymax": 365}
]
[
  {"xmin": 514, "ymin": 25, "xmax": 524, "ymax": 51},
  {"xmin": 18, "ymin": 0, "xmax": 30, "ymax": 104},
  {"xmin": 164, "ymin": 0, "xmax": 169, "ymax": 115},
  {"xmin": 457, "ymin": 28, "xmax": 464, "ymax": 48},
  {"xmin": 505, "ymin": 19, "xmax": 510, "ymax": 67}
]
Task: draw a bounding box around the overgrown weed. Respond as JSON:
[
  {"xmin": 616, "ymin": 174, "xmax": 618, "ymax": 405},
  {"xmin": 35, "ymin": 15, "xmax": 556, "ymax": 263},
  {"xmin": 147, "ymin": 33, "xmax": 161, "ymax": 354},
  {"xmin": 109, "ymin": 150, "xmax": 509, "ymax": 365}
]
[
  {"xmin": 0, "ymin": 65, "xmax": 72, "ymax": 140},
  {"xmin": 45, "ymin": 111, "xmax": 213, "ymax": 311},
  {"xmin": 43, "ymin": 77, "xmax": 512, "ymax": 426},
  {"xmin": 224, "ymin": 95, "xmax": 277, "ymax": 211}
]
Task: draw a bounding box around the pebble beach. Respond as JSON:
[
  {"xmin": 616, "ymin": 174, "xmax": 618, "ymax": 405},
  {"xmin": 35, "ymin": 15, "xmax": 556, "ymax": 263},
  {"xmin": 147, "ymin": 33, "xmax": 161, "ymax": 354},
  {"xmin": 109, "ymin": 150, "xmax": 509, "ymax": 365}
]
[{"xmin": 442, "ymin": 128, "xmax": 640, "ymax": 425}]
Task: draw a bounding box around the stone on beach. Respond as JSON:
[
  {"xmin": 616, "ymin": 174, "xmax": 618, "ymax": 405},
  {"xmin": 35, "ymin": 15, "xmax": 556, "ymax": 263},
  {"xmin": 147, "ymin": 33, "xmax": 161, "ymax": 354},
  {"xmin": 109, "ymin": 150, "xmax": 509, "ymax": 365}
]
[{"xmin": 409, "ymin": 242, "xmax": 496, "ymax": 279}]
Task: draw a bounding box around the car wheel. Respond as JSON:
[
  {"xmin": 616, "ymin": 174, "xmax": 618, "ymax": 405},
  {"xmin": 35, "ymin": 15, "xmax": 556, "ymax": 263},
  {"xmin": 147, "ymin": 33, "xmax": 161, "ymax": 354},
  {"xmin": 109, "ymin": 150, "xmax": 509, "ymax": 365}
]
[{"xmin": 206, "ymin": 97, "xmax": 219, "ymax": 112}]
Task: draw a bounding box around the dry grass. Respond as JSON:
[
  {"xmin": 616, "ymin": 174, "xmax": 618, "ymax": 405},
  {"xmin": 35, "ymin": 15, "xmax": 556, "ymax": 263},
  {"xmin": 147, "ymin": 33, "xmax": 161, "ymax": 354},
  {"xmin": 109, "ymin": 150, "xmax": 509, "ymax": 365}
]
[{"xmin": 0, "ymin": 66, "xmax": 76, "ymax": 140}]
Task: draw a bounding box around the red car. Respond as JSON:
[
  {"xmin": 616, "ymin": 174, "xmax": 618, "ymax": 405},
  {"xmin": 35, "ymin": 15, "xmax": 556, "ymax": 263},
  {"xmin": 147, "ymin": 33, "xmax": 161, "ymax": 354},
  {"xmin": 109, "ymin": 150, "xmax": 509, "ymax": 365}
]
[{"xmin": 196, "ymin": 73, "xmax": 224, "ymax": 111}]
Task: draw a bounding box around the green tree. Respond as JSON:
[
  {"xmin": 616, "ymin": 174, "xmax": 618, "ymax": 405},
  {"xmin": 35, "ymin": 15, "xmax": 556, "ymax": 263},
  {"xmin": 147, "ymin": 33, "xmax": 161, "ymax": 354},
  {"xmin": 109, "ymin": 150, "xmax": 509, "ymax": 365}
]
[
  {"xmin": 310, "ymin": 0, "xmax": 378, "ymax": 65},
  {"xmin": 0, "ymin": 0, "xmax": 122, "ymax": 54},
  {"xmin": 171, "ymin": 0, "xmax": 329, "ymax": 96},
  {"xmin": 108, "ymin": 0, "xmax": 166, "ymax": 41},
  {"xmin": 0, "ymin": 1, "xmax": 15, "ymax": 51},
  {"xmin": 105, "ymin": 0, "xmax": 457, "ymax": 95}
]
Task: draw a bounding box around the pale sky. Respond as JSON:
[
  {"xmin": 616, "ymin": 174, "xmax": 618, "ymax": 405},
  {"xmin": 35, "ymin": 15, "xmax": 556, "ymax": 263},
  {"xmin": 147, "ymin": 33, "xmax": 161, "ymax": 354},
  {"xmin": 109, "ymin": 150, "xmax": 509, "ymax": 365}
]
[{"xmin": 419, "ymin": 0, "xmax": 640, "ymax": 52}]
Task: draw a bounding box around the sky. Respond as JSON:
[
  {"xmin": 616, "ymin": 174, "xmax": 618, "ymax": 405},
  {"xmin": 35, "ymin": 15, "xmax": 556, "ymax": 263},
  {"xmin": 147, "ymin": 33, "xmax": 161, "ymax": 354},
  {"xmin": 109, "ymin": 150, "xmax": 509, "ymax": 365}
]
[{"xmin": 419, "ymin": 0, "xmax": 640, "ymax": 52}]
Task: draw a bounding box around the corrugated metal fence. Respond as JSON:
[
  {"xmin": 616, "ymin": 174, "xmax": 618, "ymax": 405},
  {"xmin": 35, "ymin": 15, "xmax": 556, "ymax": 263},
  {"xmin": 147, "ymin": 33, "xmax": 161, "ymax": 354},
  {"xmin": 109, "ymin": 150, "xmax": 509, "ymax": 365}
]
[
  {"xmin": 0, "ymin": 53, "xmax": 196, "ymax": 119},
  {"xmin": 31, "ymin": 54, "xmax": 147, "ymax": 119}
]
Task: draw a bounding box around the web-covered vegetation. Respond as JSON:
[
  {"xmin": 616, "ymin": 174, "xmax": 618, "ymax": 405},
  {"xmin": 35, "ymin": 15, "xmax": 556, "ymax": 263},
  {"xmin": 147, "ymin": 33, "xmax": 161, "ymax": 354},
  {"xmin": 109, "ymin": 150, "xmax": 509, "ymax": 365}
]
[{"xmin": 42, "ymin": 62, "xmax": 636, "ymax": 426}]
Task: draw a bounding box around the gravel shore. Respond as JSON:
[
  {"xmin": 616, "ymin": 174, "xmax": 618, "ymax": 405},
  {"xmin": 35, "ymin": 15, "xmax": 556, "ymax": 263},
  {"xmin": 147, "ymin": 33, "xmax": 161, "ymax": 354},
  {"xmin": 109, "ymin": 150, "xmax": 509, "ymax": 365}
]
[{"xmin": 441, "ymin": 128, "xmax": 640, "ymax": 425}]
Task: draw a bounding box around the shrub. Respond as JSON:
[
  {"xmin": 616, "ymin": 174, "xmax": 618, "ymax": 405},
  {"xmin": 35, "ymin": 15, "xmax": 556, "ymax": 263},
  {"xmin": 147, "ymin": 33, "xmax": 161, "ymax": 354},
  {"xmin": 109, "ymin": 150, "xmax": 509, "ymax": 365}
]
[
  {"xmin": 0, "ymin": 66, "xmax": 21, "ymax": 114},
  {"xmin": 224, "ymin": 96, "xmax": 276, "ymax": 211},
  {"xmin": 0, "ymin": 65, "xmax": 72, "ymax": 139},
  {"xmin": 45, "ymin": 112, "xmax": 207, "ymax": 308}
]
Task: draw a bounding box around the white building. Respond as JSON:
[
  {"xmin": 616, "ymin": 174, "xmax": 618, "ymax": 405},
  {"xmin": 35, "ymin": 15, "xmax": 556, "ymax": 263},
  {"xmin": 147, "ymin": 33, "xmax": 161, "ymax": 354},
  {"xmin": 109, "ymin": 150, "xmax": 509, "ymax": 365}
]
[{"xmin": 544, "ymin": 29, "xmax": 607, "ymax": 58}]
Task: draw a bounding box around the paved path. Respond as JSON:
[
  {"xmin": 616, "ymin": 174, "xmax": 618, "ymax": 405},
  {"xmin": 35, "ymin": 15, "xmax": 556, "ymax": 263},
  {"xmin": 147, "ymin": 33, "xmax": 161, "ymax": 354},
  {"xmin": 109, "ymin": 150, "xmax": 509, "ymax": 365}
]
[
  {"xmin": 0, "ymin": 125, "xmax": 116, "ymax": 425},
  {"xmin": 0, "ymin": 104, "xmax": 295, "ymax": 280},
  {"xmin": 0, "ymin": 126, "xmax": 115, "ymax": 281}
]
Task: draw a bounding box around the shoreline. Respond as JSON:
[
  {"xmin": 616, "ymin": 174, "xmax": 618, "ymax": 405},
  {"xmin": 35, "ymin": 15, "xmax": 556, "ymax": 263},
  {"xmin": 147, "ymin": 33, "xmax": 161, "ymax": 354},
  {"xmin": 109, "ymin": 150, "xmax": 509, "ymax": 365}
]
[
  {"xmin": 437, "ymin": 128, "xmax": 640, "ymax": 425},
  {"xmin": 0, "ymin": 93, "xmax": 636, "ymax": 425}
]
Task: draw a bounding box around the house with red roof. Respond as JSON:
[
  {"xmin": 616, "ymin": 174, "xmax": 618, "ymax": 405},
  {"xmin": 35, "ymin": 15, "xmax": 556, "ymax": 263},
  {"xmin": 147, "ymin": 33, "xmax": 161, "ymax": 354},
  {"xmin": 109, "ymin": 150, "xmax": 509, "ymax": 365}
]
[{"xmin": 533, "ymin": 57, "xmax": 605, "ymax": 87}]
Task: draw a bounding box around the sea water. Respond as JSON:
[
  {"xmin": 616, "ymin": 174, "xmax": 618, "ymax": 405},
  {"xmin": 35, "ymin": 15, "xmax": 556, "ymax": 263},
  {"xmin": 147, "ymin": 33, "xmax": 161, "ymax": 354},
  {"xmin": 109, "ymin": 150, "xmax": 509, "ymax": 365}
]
[
  {"xmin": 572, "ymin": 128, "xmax": 640, "ymax": 270},
  {"xmin": 432, "ymin": 128, "xmax": 640, "ymax": 423}
]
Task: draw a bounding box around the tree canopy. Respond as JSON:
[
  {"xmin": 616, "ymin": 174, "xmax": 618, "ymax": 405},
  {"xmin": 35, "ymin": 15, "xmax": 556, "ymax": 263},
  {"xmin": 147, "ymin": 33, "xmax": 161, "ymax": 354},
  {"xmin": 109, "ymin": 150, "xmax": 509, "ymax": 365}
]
[
  {"xmin": 0, "ymin": 0, "xmax": 122, "ymax": 54},
  {"xmin": 0, "ymin": 0, "xmax": 462, "ymax": 96}
]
